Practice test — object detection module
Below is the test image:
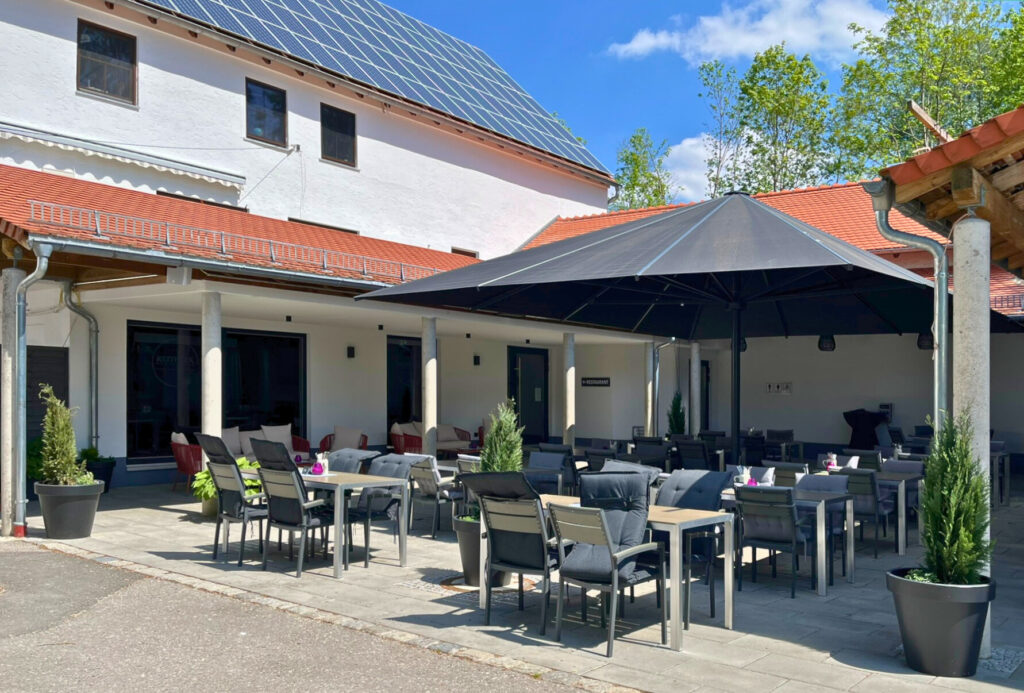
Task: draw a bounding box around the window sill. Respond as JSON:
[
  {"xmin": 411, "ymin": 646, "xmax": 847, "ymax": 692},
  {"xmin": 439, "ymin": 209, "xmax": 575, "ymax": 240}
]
[
  {"xmin": 244, "ymin": 136, "xmax": 291, "ymax": 153},
  {"xmin": 76, "ymin": 89, "xmax": 139, "ymax": 111},
  {"xmin": 320, "ymin": 157, "xmax": 359, "ymax": 172},
  {"xmin": 126, "ymin": 461, "xmax": 176, "ymax": 471}
]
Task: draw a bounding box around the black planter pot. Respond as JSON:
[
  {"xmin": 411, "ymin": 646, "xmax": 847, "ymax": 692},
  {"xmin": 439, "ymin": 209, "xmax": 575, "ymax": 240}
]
[
  {"xmin": 85, "ymin": 459, "xmax": 115, "ymax": 494},
  {"xmin": 34, "ymin": 481, "xmax": 105, "ymax": 539},
  {"xmin": 453, "ymin": 517, "xmax": 511, "ymax": 588},
  {"xmin": 887, "ymin": 568, "xmax": 996, "ymax": 677}
]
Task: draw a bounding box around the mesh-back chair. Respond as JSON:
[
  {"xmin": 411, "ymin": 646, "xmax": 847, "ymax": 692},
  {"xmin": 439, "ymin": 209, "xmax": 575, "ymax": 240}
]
[
  {"xmin": 735, "ymin": 486, "xmax": 816, "ymax": 598},
  {"xmin": 539, "ymin": 443, "xmax": 577, "ymax": 491},
  {"xmin": 196, "ymin": 433, "xmax": 267, "ymax": 567},
  {"xmin": 765, "ymin": 429, "xmax": 794, "ymax": 461},
  {"xmin": 888, "ymin": 426, "xmax": 906, "ymax": 445},
  {"xmin": 525, "ymin": 451, "xmax": 567, "ymax": 495},
  {"xmin": 654, "ymin": 470, "xmax": 731, "ymax": 623},
  {"xmin": 795, "ymin": 473, "xmax": 850, "ymax": 583},
  {"xmin": 634, "ymin": 435, "xmax": 665, "ymax": 446},
  {"xmin": 764, "ymin": 461, "xmax": 808, "ymax": 487},
  {"xmin": 585, "ymin": 447, "xmax": 616, "ymax": 472},
  {"xmin": 409, "ymin": 456, "xmax": 463, "ymax": 538},
  {"xmin": 725, "ymin": 465, "xmax": 776, "ymax": 485},
  {"xmin": 254, "ymin": 449, "xmax": 334, "ymax": 578},
  {"xmin": 550, "ymin": 472, "xmax": 666, "ymax": 657},
  {"xmin": 601, "ymin": 460, "xmax": 661, "ymax": 488},
  {"xmin": 327, "ymin": 448, "xmax": 380, "ymax": 473},
  {"xmin": 843, "ymin": 449, "xmax": 882, "ymax": 471},
  {"xmin": 698, "ymin": 430, "xmax": 725, "ymax": 447},
  {"xmin": 832, "ymin": 468, "xmax": 896, "ymax": 558},
  {"xmin": 250, "ymin": 438, "xmax": 296, "ymax": 470},
  {"xmin": 881, "ymin": 459, "xmax": 924, "ymax": 511},
  {"xmin": 633, "ymin": 442, "xmax": 672, "ymax": 472},
  {"xmin": 456, "ymin": 455, "xmax": 482, "ymax": 507},
  {"xmin": 676, "ymin": 440, "xmax": 712, "ymax": 471},
  {"xmin": 740, "ymin": 435, "xmax": 766, "ymax": 466},
  {"xmin": 816, "ymin": 454, "xmax": 860, "ymax": 471},
  {"xmin": 345, "ymin": 454, "xmax": 414, "ymax": 568}
]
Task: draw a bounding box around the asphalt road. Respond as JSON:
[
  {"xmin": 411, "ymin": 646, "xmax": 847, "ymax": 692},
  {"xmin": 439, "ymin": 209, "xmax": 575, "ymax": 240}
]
[{"xmin": 0, "ymin": 541, "xmax": 571, "ymax": 693}]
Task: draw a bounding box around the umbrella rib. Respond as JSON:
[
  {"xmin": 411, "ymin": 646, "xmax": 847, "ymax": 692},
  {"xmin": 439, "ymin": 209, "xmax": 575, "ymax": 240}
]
[
  {"xmin": 746, "ymin": 268, "xmax": 827, "ymax": 302},
  {"xmin": 709, "ymin": 273, "xmax": 733, "ymax": 301},
  {"xmin": 472, "ymin": 284, "xmax": 533, "ymax": 311},
  {"xmin": 563, "ymin": 285, "xmax": 612, "ymax": 321},
  {"xmin": 774, "ymin": 300, "xmax": 789, "ymax": 337},
  {"xmin": 477, "ymin": 206, "xmax": 699, "ymax": 287},
  {"xmin": 660, "ymin": 276, "xmax": 731, "ymax": 304},
  {"xmin": 635, "ymin": 197, "xmax": 730, "ymax": 277},
  {"xmin": 631, "ymin": 303, "xmax": 657, "ymax": 332},
  {"xmin": 822, "ymin": 267, "xmax": 904, "ymax": 335},
  {"xmin": 688, "ymin": 305, "xmax": 704, "ymax": 340}
]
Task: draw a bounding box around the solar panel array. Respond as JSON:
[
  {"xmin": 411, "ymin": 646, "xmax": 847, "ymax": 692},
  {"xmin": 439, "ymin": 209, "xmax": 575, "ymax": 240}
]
[{"xmin": 140, "ymin": 0, "xmax": 608, "ymax": 173}]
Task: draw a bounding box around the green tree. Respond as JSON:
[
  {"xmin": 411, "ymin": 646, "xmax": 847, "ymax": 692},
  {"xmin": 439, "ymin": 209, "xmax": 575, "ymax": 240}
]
[
  {"xmin": 736, "ymin": 44, "xmax": 831, "ymax": 192},
  {"xmin": 666, "ymin": 391, "xmax": 686, "ymax": 435},
  {"xmin": 611, "ymin": 127, "xmax": 676, "ymax": 210},
  {"xmin": 836, "ymin": 0, "xmax": 1004, "ymax": 178},
  {"xmin": 38, "ymin": 383, "xmax": 88, "ymax": 486},
  {"xmin": 698, "ymin": 60, "xmax": 744, "ymax": 197},
  {"xmin": 481, "ymin": 400, "xmax": 523, "ymax": 473},
  {"xmin": 992, "ymin": 7, "xmax": 1024, "ymax": 114}
]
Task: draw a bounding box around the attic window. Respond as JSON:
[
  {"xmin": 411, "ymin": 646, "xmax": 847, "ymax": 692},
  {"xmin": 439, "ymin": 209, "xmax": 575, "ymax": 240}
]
[{"xmin": 451, "ymin": 247, "xmax": 478, "ymax": 258}]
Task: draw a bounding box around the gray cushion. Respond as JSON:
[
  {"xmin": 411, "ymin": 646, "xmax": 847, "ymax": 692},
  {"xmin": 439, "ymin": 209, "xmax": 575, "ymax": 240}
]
[
  {"xmin": 657, "ymin": 470, "xmax": 731, "ymax": 510},
  {"xmin": 328, "ymin": 448, "xmax": 380, "ymax": 473}
]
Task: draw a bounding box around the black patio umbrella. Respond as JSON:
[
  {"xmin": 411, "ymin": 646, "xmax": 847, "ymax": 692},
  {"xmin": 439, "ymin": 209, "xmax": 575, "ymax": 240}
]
[{"xmin": 358, "ymin": 193, "xmax": 1006, "ymax": 460}]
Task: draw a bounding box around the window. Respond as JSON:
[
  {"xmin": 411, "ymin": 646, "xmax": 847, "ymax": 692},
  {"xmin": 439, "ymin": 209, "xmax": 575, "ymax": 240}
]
[
  {"xmin": 320, "ymin": 103, "xmax": 356, "ymax": 166},
  {"xmin": 451, "ymin": 247, "xmax": 478, "ymax": 258},
  {"xmin": 387, "ymin": 336, "xmax": 421, "ymax": 431},
  {"xmin": 246, "ymin": 78, "xmax": 287, "ymax": 146},
  {"xmin": 126, "ymin": 322, "xmax": 306, "ymax": 458},
  {"xmin": 77, "ymin": 20, "xmax": 137, "ymax": 104}
]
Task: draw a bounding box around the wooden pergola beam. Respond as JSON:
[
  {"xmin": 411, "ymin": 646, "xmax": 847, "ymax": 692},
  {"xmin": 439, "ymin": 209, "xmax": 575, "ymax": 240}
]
[{"xmin": 950, "ymin": 164, "xmax": 1024, "ymax": 252}]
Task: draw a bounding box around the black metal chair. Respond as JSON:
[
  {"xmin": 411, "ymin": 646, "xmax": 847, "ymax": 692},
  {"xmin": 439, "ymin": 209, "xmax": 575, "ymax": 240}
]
[
  {"xmin": 765, "ymin": 429, "xmax": 794, "ymax": 461},
  {"xmin": 633, "ymin": 435, "xmax": 665, "ymax": 446},
  {"xmin": 550, "ymin": 471, "xmax": 666, "ymax": 657},
  {"xmin": 538, "ymin": 443, "xmax": 576, "ymax": 491},
  {"xmin": 832, "ymin": 467, "xmax": 896, "ymax": 558},
  {"xmin": 795, "ymin": 473, "xmax": 850, "ymax": 584},
  {"xmin": 735, "ymin": 485, "xmax": 816, "ymax": 598},
  {"xmin": 740, "ymin": 435, "xmax": 766, "ymax": 466},
  {"xmin": 842, "ymin": 448, "xmax": 883, "ymax": 471},
  {"xmin": 585, "ymin": 447, "xmax": 616, "ymax": 472},
  {"xmin": 524, "ymin": 451, "xmax": 566, "ymax": 495},
  {"xmin": 698, "ymin": 430, "xmax": 726, "ymax": 448},
  {"xmin": 764, "ymin": 461, "xmax": 808, "ymax": 487},
  {"xmin": 196, "ymin": 433, "xmax": 267, "ymax": 567},
  {"xmin": 345, "ymin": 454, "xmax": 414, "ymax": 567},
  {"xmin": 410, "ymin": 456, "xmax": 463, "ymax": 538},
  {"xmin": 633, "ymin": 442, "xmax": 673, "ymax": 472},
  {"xmin": 676, "ymin": 440, "xmax": 712, "ymax": 470}
]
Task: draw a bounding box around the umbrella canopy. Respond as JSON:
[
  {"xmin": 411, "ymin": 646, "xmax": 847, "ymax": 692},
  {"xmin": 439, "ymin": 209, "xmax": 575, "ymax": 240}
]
[{"xmin": 359, "ymin": 193, "xmax": 1011, "ymax": 457}]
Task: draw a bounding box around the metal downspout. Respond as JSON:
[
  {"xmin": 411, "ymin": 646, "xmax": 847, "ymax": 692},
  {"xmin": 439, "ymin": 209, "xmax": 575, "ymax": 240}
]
[
  {"xmin": 863, "ymin": 179, "xmax": 949, "ymax": 432},
  {"xmin": 652, "ymin": 338, "xmax": 676, "ymax": 436},
  {"xmin": 14, "ymin": 243, "xmax": 52, "ymax": 535},
  {"xmin": 62, "ymin": 281, "xmax": 99, "ymax": 451}
]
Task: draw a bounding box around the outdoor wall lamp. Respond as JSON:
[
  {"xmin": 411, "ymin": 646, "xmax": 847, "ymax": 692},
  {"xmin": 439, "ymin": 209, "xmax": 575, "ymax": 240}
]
[
  {"xmin": 473, "ymin": 354, "xmax": 480, "ymax": 366},
  {"xmin": 917, "ymin": 332, "xmax": 934, "ymax": 350},
  {"xmin": 346, "ymin": 346, "xmax": 356, "ymax": 358},
  {"xmin": 818, "ymin": 335, "xmax": 836, "ymax": 352},
  {"xmin": 739, "ymin": 338, "xmax": 747, "ymax": 352}
]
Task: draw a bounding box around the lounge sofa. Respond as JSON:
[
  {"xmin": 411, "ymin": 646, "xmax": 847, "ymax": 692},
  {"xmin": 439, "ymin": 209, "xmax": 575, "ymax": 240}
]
[
  {"xmin": 221, "ymin": 424, "xmax": 311, "ymax": 463},
  {"xmin": 318, "ymin": 425, "xmax": 369, "ymax": 453},
  {"xmin": 390, "ymin": 421, "xmax": 470, "ymax": 454}
]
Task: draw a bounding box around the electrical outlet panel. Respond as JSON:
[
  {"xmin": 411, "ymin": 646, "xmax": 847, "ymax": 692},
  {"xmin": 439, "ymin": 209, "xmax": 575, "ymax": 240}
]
[{"xmin": 766, "ymin": 382, "xmax": 793, "ymax": 395}]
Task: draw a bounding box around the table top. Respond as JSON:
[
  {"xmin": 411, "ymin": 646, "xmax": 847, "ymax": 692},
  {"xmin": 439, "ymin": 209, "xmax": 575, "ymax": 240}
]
[
  {"xmin": 241, "ymin": 469, "xmax": 400, "ymax": 489},
  {"xmin": 540, "ymin": 494, "xmax": 732, "ymax": 530},
  {"xmin": 722, "ymin": 487, "xmax": 852, "ymax": 504},
  {"xmin": 877, "ymin": 471, "xmax": 924, "ymax": 483}
]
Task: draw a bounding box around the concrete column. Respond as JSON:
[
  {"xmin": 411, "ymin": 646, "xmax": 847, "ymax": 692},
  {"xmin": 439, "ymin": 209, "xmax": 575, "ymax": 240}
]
[
  {"xmin": 643, "ymin": 342, "xmax": 655, "ymax": 436},
  {"xmin": 689, "ymin": 341, "xmax": 702, "ymax": 436},
  {"xmin": 1, "ymin": 268, "xmax": 25, "ymax": 537},
  {"xmin": 563, "ymin": 333, "xmax": 575, "ymax": 447},
  {"xmin": 201, "ymin": 292, "xmax": 222, "ymax": 437},
  {"xmin": 422, "ymin": 317, "xmax": 437, "ymax": 458},
  {"xmin": 951, "ymin": 215, "xmax": 991, "ymax": 657}
]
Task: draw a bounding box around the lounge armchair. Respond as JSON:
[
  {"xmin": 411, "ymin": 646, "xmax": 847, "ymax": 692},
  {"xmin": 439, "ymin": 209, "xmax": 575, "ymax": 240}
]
[
  {"xmin": 170, "ymin": 432, "xmax": 203, "ymax": 492},
  {"xmin": 389, "ymin": 421, "xmax": 471, "ymax": 454},
  {"xmin": 318, "ymin": 425, "xmax": 369, "ymax": 453},
  {"xmin": 221, "ymin": 425, "xmax": 311, "ymax": 463}
]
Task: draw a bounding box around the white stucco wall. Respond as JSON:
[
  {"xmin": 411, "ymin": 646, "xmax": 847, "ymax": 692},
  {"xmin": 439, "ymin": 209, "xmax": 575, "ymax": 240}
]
[{"xmin": 0, "ymin": 0, "xmax": 609, "ymax": 259}]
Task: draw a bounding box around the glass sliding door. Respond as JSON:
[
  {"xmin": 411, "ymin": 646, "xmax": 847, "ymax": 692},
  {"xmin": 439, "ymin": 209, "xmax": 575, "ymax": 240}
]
[{"xmin": 387, "ymin": 336, "xmax": 421, "ymax": 430}]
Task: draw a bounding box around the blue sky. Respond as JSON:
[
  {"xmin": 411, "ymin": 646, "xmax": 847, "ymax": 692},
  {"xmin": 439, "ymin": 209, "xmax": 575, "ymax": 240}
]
[{"xmin": 385, "ymin": 0, "xmax": 889, "ymax": 201}]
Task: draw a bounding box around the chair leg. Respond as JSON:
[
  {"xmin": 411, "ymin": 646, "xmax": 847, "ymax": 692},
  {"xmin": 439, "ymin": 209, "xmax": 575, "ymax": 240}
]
[
  {"xmin": 296, "ymin": 530, "xmax": 306, "ymax": 578},
  {"xmin": 539, "ymin": 574, "xmax": 549, "ymax": 636},
  {"xmin": 659, "ymin": 572, "xmax": 667, "ymax": 645},
  {"xmin": 258, "ymin": 520, "xmax": 264, "ymax": 553},
  {"xmin": 431, "ymin": 498, "xmax": 439, "ymax": 539},
  {"xmin": 599, "ymin": 592, "xmax": 606, "ymax": 629},
  {"xmin": 708, "ymin": 559, "xmax": 716, "ymax": 619},
  {"xmin": 484, "ymin": 562, "xmax": 493, "ymax": 626},
  {"xmin": 364, "ymin": 515, "xmax": 371, "ymax": 568},
  {"xmin": 581, "ymin": 588, "xmax": 587, "ymax": 623},
  {"xmin": 289, "ymin": 532, "xmax": 294, "ymax": 561},
  {"xmin": 874, "ymin": 519, "xmax": 879, "ymax": 559},
  {"xmin": 791, "ymin": 550, "xmax": 797, "ymax": 599},
  {"xmin": 555, "ymin": 579, "xmax": 566, "ymax": 641},
  {"xmin": 770, "ymin": 549, "xmax": 777, "ymax": 578},
  {"xmin": 238, "ymin": 520, "xmax": 247, "ymax": 567},
  {"xmin": 212, "ymin": 518, "xmax": 222, "ymax": 560},
  {"xmin": 518, "ymin": 573, "xmax": 525, "ymax": 611},
  {"xmin": 262, "ymin": 521, "xmax": 271, "ymax": 571},
  {"xmin": 607, "ymin": 585, "xmax": 618, "ymax": 658},
  {"xmin": 684, "ymin": 533, "xmax": 692, "ymax": 630},
  {"xmin": 751, "ymin": 546, "xmax": 757, "ymax": 583}
]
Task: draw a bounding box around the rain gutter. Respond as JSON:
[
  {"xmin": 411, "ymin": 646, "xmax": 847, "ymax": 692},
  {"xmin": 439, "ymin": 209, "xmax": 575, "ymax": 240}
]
[
  {"xmin": 863, "ymin": 179, "xmax": 948, "ymax": 432},
  {"xmin": 62, "ymin": 281, "xmax": 99, "ymax": 451}
]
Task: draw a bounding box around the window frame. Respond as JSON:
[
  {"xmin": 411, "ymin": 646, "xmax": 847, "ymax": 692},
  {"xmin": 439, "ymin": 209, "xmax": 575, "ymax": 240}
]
[
  {"xmin": 76, "ymin": 19, "xmax": 138, "ymax": 105},
  {"xmin": 319, "ymin": 102, "xmax": 357, "ymax": 167},
  {"xmin": 245, "ymin": 77, "xmax": 288, "ymax": 148}
]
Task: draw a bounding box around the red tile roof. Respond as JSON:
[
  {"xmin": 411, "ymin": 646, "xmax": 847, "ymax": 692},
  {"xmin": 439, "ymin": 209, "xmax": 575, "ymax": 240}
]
[
  {"xmin": 882, "ymin": 105, "xmax": 1024, "ymax": 187},
  {"xmin": 0, "ymin": 164, "xmax": 477, "ymax": 285},
  {"xmin": 523, "ymin": 181, "xmax": 947, "ymax": 251}
]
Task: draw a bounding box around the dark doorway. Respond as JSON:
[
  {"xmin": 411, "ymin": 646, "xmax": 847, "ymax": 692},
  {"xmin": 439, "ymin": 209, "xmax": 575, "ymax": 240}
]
[
  {"xmin": 507, "ymin": 346, "xmax": 548, "ymax": 444},
  {"xmin": 387, "ymin": 336, "xmax": 421, "ymax": 430},
  {"xmin": 700, "ymin": 359, "xmax": 711, "ymax": 431}
]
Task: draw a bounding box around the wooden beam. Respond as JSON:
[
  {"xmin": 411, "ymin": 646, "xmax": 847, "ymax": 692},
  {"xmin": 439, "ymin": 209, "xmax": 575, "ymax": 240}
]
[
  {"xmin": 992, "ymin": 241, "xmax": 1017, "ymax": 260},
  {"xmin": 909, "ymin": 100, "xmax": 953, "ymax": 143},
  {"xmin": 955, "ymin": 168, "xmax": 1024, "ymax": 257},
  {"xmin": 951, "ymin": 165, "xmax": 982, "ymax": 207},
  {"xmin": 1007, "ymin": 251, "xmax": 1024, "ymax": 270},
  {"xmin": 991, "ymin": 159, "xmax": 1024, "ymax": 191},
  {"xmin": 925, "ymin": 195, "xmax": 959, "ymax": 221}
]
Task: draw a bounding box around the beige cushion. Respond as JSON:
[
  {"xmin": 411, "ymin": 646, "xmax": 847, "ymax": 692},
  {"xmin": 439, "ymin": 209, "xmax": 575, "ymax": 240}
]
[
  {"xmin": 261, "ymin": 424, "xmax": 294, "ymax": 452},
  {"xmin": 239, "ymin": 430, "xmax": 260, "ymax": 459},
  {"xmin": 400, "ymin": 422, "xmax": 421, "ymax": 437},
  {"xmin": 221, "ymin": 426, "xmax": 242, "ymax": 457},
  {"xmin": 170, "ymin": 432, "xmax": 188, "ymax": 446},
  {"xmin": 437, "ymin": 424, "xmax": 459, "ymax": 442},
  {"xmin": 330, "ymin": 425, "xmax": 363, "ymax": 452}
]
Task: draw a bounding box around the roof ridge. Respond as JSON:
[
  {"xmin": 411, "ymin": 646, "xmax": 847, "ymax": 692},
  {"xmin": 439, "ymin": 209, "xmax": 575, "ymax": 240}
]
[{"xmin": 751, "ymin": 180, "xmax": 877, "ymax": 199}]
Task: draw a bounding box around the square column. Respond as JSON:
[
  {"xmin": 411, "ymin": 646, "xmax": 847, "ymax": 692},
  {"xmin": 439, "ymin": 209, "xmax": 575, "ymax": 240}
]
[
  {"xmin": 644, "ymin": 341, "xmax": 655, "ymax": 436},
  {"xmin": 201, "ymin": 291, "xmax": 222, "ymax": 437},
  {"xmin": 689, "ymin": 341, "xmax": 701, "ymax": 435},
  {"xmin": 1, "ymin": 267, "xmax": 25, "ymax": 536},
  {"xmin": 422, "ymin": 317, "xmax": 437, "ymax": 458},
  {"xmin": 563, "ymin": 333, "xmax": 575, "ymax": 447}
]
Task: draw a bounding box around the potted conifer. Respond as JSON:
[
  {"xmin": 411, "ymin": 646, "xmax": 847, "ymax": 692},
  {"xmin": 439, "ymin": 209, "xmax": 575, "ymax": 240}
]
[
  {"xmin": 34, "ymin": 384, "xmax": 104, "ymax": 539},
  {"xmin": 454, "ymin": 400, "xmax": 522, "ymax": 587},
  {"xmin": 667, "ymin": 391, "xmax": 686, "ymax": 435},
  {"xmin": 886, "ymin": 411, "xmax": 995, "ymax": 677}
]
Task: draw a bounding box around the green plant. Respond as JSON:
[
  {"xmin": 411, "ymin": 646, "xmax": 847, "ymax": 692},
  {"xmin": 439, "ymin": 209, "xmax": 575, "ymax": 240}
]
[
  {"xmin": 79, "ymin": 447, "xmax": 114, "ymax": 465},
  {"xmin": 911, "ymin": 411, "xmax": 993, "ymax": 585},
  {"xmin": 481, "ymin": 400, "xmax": 524, "ymax": 473},
  {"xmin": 38, "ymin": 383, "xmax": 91, "ymax": 486},
  {"xmin": 667, "ymin": 391, "xmax": 686, "ymax": 435},
  {"xmin": 191, "ymin": 457, "xmax": 261, "ymax": 501}
]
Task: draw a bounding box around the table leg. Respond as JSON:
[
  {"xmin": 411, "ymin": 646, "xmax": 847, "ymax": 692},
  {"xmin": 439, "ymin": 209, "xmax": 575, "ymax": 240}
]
[
  {"xmin": 1003, "ymin": 454, "xmax": 1010, "ymax": 506},
  {"xmin": 399, "ymin": 484, "xmax": 408, "ymax": 567},
  {"xmin": 717, "ymin": 450, "xmax": 725, "ymax": 472},
  {"xmin": 815, "ymin": 501, "xmax": 826, "ymax": 596},
  {"xmin": 897, "ymin": 480, "xmax": 907, "ymax": 556},
  {"xmin": 333, "ymin": 485, "xmax": 344, "ymax": 579},
  {"xmin": 844, "ymin": 499, "xmax": 855, "ymax": 583},
  {"xmin": 917, "ymin": 478, "xmax": 925, "ymax": 546},
  {"xmin": 478, "ymin": 514, "xmax": 487, "ymax": 609},
  {"xmin": 669, "ymin": 525, "xmax": 682, "ymax": 651},
  {"xmin": 723, "ymin": 518, "xmax": 734, "ymax": 630}
]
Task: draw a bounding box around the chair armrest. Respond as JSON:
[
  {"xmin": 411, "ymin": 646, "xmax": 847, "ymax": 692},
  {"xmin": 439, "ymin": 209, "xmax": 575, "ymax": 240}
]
[
  {"xmin": 613, "ymin": 541, "xmax": 662, "ymax": 564},
  {"xmin": 318, "ymin": 434, "xmax": 333, "ymax": 453},
  {"xmin": 244, "ymin": 492, "xmax": 266, "ymax": 503},
  {"xmin": 302, "ymin": 498, "xmax": 326, "ymax": 510},
  {"xmin": 292, "ymin": 436, "xmax": 311, "ymax": 454}
]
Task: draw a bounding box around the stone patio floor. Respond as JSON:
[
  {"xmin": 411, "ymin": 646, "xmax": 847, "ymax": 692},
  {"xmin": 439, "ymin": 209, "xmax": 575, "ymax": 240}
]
[{"xmin": 20, "ymin": 478, "xmax": 1024, "ymax": 693}]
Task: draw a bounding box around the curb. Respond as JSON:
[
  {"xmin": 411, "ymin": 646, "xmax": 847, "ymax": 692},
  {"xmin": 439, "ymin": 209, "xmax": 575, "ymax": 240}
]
[{"xmin": 27, "ymin": 539, "xmax": 638, "ymax": 693}]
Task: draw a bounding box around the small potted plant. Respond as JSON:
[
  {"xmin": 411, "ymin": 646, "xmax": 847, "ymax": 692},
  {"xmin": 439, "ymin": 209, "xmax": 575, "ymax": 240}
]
[
  {"xmin": 79, "ymin": 446, "xmax": 116, "ymax": 494},
  {"xmin": 33, "ymin": 384, "xmax": 104, "ymax": 539},
  {"xmin": 191, "ymin": 457, "xmax": 261, "ymax": 517},
  {"xmin": 667, "ymin": 391, "xmax": 686, "ymax": 435},
  {"xmin": 886, "ymin": 411, "xmax": 996, "ymax": 677},
  {"xmin": 454, "ymin": 400, "xmax": 522, "ymax": 587}
]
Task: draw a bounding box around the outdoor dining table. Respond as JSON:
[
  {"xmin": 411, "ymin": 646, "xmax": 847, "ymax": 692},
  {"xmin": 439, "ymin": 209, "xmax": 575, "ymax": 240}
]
[
  {"xmin": 722, "ymin": 487, "xmax": 854, "ymax": 597},
  {"xmin": 241, "ymin": 469, "xmax": 408, "ymax": 579},
  {"xmin": 877, "ymin": 471, "xmax": 924, "ymax": 555}
]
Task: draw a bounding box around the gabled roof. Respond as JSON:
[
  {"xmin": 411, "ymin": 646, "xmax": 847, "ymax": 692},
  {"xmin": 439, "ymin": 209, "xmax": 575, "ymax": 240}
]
[
  {"xmin": 135, "ymin": 0, "xmax": 608, "ymax": 176},
  {"xmin": 523, "ymin": 182, "xmax": 947, "ymax": 251},
  {"xmin": 0, "ymin": 164, "xmax": 476, "ymax": 285}
]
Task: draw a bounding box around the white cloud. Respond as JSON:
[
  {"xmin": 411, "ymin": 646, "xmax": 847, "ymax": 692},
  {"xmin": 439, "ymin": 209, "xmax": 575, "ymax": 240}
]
[
  {"xmin": 666, "ymin": 135, "xmax": 710, "ymax": 203},
  {"xmin": 607, "ymin": 0, "xmax": 888, "ymax": 66}
]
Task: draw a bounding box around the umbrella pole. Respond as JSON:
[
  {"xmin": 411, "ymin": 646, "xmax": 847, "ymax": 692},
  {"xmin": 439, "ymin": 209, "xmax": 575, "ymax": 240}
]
[{"xmin": 731, "ymin": 306, "xmax": 741, "ymax": 466}]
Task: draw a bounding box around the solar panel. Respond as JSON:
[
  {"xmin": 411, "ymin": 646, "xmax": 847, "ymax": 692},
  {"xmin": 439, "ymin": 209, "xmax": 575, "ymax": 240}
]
[{"xmin": 139, "ymin": 0, "xmax": 608, "ymax": 173}]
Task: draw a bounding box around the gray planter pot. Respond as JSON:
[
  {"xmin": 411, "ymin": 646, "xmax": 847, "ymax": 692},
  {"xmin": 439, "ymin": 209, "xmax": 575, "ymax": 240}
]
[
  {"xmin": 453, "ymin": 517, "xmax": 511, "ymax": 588},
  {"xmin": 34, "ymin": 481, "xmax": 104, "ymax": 539},
  {"xmin": 201, "ymin": 497, "xmax": 219, "ymax": 517},
  {"xmin": 887, "ymin": 568, "xmax": 995, "ymax": 677}
]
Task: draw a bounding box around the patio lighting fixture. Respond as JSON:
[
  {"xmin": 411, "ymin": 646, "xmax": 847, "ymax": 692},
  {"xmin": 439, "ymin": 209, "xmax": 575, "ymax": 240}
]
[
  {"xmin": 378, "ymin": 324, "xmax": 383, "ymax": 330},
  {"xmin": 466, "ymin": 332, "xmax": 471, "ymax": 338},
  {"xmin": 739, "ymin": 338, "xmax": 747, "ymax": 353},
  {"xmin": 917, "ymin": 332, "xmax": 934, "ymax": 350},
  {"xmin": 346, "ymin": 346, "xmax": 355, "ymax": 358},
  {"xmin": 473, "ymin": 354, "xmax": 480, "ymax": 366},
  {"xmin": 818, "ymin": 335, "xmax": 836, "ymax": 352}
]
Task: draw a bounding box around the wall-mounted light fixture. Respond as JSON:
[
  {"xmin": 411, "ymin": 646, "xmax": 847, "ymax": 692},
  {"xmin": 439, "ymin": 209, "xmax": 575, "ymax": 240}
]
[
  {"xmin": 285, "ymin": 315, "xmax": 292, "ymax": 322},
  {"xmin": 818, "ymin": 335, "xmax": 836, "ymax": 352},
  {"xmin": 739, "ymin": 338, "xmax": 747, "ymax": 353},
  {"xmin": 473, "ymin": 354, "xmax": 480, "ymax": 366},
  {"xmin": 346, "ymin": 346, "xmax": 356, "ymax": 358},
  {"xmin": 378, "ymin": 324, "xmax": 383, "ymax": 331},
  {"xmin": 466, "ymin": 332, "xmax": 471, "ymax": 339},
  {"xmin": 917, "ymin": 332, "xmax": 934, "ymax": 350}
]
